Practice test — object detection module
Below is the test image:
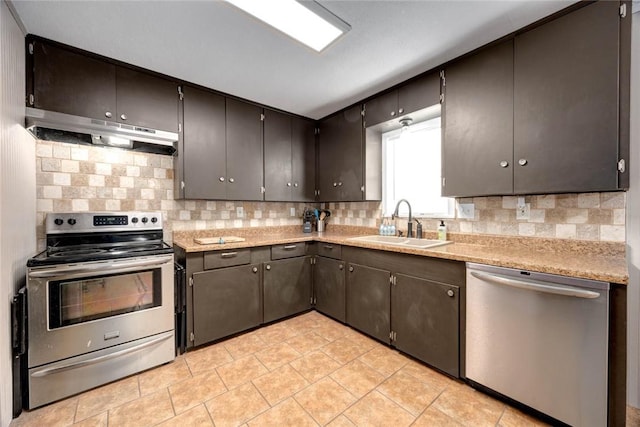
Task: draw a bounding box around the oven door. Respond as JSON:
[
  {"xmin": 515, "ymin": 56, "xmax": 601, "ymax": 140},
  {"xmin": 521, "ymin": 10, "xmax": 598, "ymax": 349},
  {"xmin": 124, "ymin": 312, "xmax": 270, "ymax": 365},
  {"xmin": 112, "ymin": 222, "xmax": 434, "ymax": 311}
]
[{"xmin": 27, "ymin": 254, "xmax": 174, "ymax": 368}]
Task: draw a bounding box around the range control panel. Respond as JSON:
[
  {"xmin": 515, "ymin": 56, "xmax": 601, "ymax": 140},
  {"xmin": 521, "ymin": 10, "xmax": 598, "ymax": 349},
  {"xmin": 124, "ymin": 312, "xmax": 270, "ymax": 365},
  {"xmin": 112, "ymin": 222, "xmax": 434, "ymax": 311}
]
[{"xmin": 46, "ymin": 211, "xmax": 163, "ymax": 234}]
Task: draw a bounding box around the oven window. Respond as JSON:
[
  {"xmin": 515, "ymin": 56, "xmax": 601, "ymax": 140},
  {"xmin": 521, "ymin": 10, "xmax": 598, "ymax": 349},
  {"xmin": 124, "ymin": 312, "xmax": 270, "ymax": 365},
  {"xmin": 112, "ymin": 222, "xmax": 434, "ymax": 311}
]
[{"xmin": 49, "ymin": 269, "xmax": 161, "ymax": 328}]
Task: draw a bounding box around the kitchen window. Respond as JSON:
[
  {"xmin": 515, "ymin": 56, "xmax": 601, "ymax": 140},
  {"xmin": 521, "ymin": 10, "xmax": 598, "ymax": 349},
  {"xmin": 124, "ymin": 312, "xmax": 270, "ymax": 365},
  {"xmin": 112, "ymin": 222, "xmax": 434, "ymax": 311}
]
[{"xmin": 382, "ymin": 116, "xmax": 454, "ymax": 218}]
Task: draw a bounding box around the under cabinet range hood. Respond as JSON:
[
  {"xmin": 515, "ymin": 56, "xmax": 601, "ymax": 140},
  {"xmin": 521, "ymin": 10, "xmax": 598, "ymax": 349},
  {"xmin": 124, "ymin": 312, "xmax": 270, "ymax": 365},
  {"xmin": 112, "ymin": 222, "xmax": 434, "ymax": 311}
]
[{"xmin": 25, "ymin": 108, "xmax": 178, "ymax": 155}]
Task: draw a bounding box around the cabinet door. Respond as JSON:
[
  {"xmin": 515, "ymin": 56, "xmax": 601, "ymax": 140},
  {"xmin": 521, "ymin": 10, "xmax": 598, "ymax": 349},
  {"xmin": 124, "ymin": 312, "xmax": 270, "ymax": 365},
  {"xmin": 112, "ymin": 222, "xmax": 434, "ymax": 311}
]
[
  {"xmin": 346, "ymin": 263, "xmax": 390, "ymax": 343},
  {"xmin": 226, "ymin": 99, "xmax": 264, "ymax": 200},
  {"xmin": 182, "ymin": 86, "xmax": 227, "ymax": 199},
  {"xmin": 318, "ymin": 105, "xmax": 363, "ymax": 201},
  {"xmin": 291, "ymin": 117, "xmax": 316, "ymax": 201},
  {"xmin": 32, "ymin": 41, "xmax": 116, "ymax": 121},
  {"xmin": 442, "ymin": 40, "xmax": 514, "ymax": 197},
  {"xmin": 398, "ymin": 71, "xmax": 441, "ymax": 116},
  {"xmin": 116, "ymin": 67, "xmax": 179, "ymax": 132},
  {"xmin": 192, "ymin": 264, "xmax": 261, "ymax": 347},
  {"xmin": 392, "ymin": 274, "xmax": 459, "ymax": 377},
  {"xmin": 314, "ymin": 257, "xmax": 345, "ymax": 322},
  {"xmin": 263, "ymin": 257, "xmax": 312, "ymax": 323},
  {"xmin": 364, "ymin": 91, "xmax": 398, "ymax": 128},
  {"xmin": 513, "ymin": 1, "xmax": 620, "ymax": 194},
  {"xmin": 264, "ymin": 110, "xmax": 293, "ymax": 201}
]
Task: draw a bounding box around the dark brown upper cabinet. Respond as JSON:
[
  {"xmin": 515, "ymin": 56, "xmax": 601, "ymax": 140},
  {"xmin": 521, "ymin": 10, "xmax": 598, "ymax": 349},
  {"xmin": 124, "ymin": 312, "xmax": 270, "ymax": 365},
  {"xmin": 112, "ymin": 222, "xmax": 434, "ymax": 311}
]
[
  {"xmin": 442, "ymin": 40, "xmax": 514, "ymax": 197},
  {"xmin": 29, "ymin": 39, "xmax": 179, "ymax": 133},
  {"xmin": 364, "ymin": 72, "xmax": 440, "ymax": 128},
  {"xmin": 264, "ymin": 110, "xmax": 316, "ymax": 202}
]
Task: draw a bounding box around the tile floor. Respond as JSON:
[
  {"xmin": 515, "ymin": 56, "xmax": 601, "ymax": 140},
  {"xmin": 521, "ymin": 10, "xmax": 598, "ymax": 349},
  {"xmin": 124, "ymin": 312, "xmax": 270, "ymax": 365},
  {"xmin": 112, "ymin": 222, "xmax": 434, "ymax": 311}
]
[{"xmin": 9, "ymin": 311, "xmax": 637, "ymax": 426}]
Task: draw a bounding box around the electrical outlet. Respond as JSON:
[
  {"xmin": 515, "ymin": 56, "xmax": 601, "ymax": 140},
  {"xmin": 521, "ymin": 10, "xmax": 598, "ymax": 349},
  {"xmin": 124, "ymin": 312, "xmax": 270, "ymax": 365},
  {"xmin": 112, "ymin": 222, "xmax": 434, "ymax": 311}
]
[
  {"xmin": 457, "ymin": 203, "xmax": 475, "ymax": 219},
  {"xmin": 516, "ymin": 197, "xmax": 530, "ymax": 220},
  {"xmin": 290, "ymin": 207, "xmax": 296, "ymax": 217},
  {"xmin": 236, "ymin": 206, "xmax": 244, "ymax": 218}
]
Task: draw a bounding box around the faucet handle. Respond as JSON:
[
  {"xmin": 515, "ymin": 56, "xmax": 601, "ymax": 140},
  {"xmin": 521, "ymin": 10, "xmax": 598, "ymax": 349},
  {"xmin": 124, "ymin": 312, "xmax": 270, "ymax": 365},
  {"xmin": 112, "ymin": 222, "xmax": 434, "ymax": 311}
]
[{"xmin": 398, "ymin": 230, "xmax": 404, "ymax": 237}]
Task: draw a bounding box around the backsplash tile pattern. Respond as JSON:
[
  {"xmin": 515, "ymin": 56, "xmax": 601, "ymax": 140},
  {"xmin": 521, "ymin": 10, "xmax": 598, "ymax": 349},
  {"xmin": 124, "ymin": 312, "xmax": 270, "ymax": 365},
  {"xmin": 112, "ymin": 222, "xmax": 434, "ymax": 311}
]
[{"xmin": 35, "ymin": 140, "xmax": 626, "ymax": 249}]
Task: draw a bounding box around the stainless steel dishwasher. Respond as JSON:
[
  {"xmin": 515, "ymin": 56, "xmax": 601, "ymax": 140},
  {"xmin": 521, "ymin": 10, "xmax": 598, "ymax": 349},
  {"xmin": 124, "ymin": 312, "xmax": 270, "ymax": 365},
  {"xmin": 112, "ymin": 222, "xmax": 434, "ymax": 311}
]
[{"xmin": 465, "ymin": 263, "xmax": 610, "ymax": 427}]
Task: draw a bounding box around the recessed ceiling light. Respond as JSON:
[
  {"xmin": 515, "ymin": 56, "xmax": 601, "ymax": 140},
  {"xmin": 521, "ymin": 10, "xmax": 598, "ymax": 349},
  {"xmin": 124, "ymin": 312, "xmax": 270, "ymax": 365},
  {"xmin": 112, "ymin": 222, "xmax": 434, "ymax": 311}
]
[{"xmin": 226, "ymin": 0, "xmax": 351, "ymax": 52}]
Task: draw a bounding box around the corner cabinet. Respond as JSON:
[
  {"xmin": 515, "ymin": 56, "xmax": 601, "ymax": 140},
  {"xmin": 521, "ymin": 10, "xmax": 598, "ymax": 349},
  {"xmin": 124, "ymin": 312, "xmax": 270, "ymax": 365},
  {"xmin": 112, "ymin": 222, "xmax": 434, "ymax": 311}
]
[{"xmin": 313, "ymin": 243, "xmax": 346, "ymax": 323}]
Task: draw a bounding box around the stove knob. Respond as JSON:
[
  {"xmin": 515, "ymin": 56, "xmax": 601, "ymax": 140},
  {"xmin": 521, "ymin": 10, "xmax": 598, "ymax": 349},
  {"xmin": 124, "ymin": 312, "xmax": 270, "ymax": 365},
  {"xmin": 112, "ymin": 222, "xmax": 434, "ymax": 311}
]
[
  {"xmin": 151, "ymin": 217, "xmax": 158, "ymax": 223},
  {"xmin": 68, "ymin": 218, "xmax": 77, "ymax": 225},
  {"xmin": 131, "ymin": 217, "xmax": 139, "ymax": 224},
  {"xmin": 54, "ymin": 218, "xmax": 64, "ymax": 226},
  {"xmin": 141, "ymin": 217, "xmax": 148, "ymax": 223}
]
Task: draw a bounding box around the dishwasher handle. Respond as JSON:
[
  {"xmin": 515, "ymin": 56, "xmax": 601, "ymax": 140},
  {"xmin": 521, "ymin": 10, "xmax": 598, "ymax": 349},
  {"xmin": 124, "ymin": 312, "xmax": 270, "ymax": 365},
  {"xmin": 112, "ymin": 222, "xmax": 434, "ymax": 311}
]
[{"xmin": 469, "ymin": 270, "xmax": 601, "ymax": 299}]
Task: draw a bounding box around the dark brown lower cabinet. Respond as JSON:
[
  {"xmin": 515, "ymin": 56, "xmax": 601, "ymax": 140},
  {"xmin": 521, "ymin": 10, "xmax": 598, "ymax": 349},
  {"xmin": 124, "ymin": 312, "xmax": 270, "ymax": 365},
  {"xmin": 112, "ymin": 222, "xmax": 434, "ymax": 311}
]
[
  {"xmin": 192, "ymin": 264, "xmax": 261, "ymax": 347},
  {"xmin": 392, "ymin": 274, "xmax": 460, "ymax": 377},
  {"xmin": 313, "ymin": 256, "xmax": 346, "ymax": 322},
  {"xmin": 346, "ymin": 263, "xmax": 390, "ymax": 343},
  {"xmin": 263, "ymin": 256, "xmax": 312, "ymax": 323}
]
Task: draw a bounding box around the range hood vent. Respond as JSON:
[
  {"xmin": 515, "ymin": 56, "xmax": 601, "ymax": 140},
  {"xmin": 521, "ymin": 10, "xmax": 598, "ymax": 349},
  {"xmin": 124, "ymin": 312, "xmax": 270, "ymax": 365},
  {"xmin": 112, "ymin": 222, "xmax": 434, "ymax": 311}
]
[{"xmin": 25, "ymin": 108, "xmax": 177, "ymax": 156}]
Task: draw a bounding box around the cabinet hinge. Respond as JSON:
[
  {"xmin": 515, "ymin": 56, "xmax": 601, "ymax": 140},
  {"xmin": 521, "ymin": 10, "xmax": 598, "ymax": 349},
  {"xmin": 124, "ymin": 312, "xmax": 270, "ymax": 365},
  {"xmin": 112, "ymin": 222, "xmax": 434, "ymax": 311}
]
[
  {"xmin": 310, "ymin": 257, "xmax": 315, "ymax": 265},
  {"xmin": 360, "ymin": 185, "xmax": 365, "ymax": 193},
  {"xmin": 28, "ymin": 42, "xmax": 34, "ymax": 55},
  {"xmin": 389, "ymin": 331, "xmax": 396, "ymax": 341},
  {"xmin": 442, "ymin": 177, "xmax": 446, "ymax": 187},
  {"xmin": 439, "ymin": 93, "xmax": 444, "ymax": 104},
  {"xmin": 261, "ymin": 186, "xmax": 266, "ymax": 194},
  {"xmin": 177, "ymin": 85, "xmax": 184, "ymax": 101},
  {"xmin": 28, "ymin": 94, "xmax": 34, "ymax": 106},
  {"xmin": 618, "ymin": 159, "xmax": 626, "ymax": 173},
  {"xmin": 189, "ymin": 332, "xmax": 195, "ymax": 342},
  {"xmin": 178, "ymin": 123, "xmax": 182, "ymax": 133},
  {"xmin": 260, "ymin": 113, "xmax": 265, "ymax": 121},
  {"xmin": 180, "ymin": 181, "xmax": 185, "ymax": 190},
  {"xmin": 620, "ymin": 3, "xmax": 627, "ymax": 18},
  {"xmin": 189, "ymin": 277, "xmax": 193, "ymax": 287},
  {"xmin": 361, "ymin": 107, "xmax": 365, "ymax": 117},
  {"xmin": 440, "ymin": 70, "xmax": 446, "ymax": 87},
  {"xmin": 315, "ymin": 127, "xmax": 320, "ymax": 135}
]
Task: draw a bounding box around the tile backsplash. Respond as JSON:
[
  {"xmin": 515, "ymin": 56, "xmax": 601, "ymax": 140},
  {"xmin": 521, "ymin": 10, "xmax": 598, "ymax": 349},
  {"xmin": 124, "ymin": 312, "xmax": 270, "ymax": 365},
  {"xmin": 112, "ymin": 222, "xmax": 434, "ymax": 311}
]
[{"xmin": 35, "ymin": 140, "xmax": 626, "ymax": 249}]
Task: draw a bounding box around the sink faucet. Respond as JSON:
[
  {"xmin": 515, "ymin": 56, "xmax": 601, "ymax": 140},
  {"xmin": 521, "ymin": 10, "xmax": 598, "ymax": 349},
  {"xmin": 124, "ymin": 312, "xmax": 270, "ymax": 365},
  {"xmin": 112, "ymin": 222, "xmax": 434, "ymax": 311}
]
[{"xmin": 391, "ymin": 199, "xmax": 413, "ymax": 238}]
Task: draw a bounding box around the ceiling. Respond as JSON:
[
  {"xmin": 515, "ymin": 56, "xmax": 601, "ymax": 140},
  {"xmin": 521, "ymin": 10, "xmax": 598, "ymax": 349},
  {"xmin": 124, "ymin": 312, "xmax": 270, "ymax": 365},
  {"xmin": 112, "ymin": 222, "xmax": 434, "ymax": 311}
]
[{"xmin": 11, "ymin": 0, "xmax": 577, "ymax": 120}]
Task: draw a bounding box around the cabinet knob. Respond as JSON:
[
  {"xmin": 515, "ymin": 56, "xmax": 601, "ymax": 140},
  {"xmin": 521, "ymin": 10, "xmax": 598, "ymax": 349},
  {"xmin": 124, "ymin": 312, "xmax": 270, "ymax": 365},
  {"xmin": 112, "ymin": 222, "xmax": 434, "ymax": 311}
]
[
  {"xmin": 219, "ymin": 177, "xmax": 225, "ymax": 182},
  {"xmin": 518, "ymin": 159, "xmax": 528, "ymax": 166},
  {"xmin": 390, "ymin": 111, "xmax": 396, "ymax": 117},
  {"xmin": 287, "ymin": 182, "xmax": 292, "ymax": 187},
  {"xmin": 333, "ymin": 182, "xmax": 338, "ymax": 187},
  {"xmin": 499, "ymin": 160, "xmax": 509, "ymax": 168},
  {"xmin": 229, "ymin": 178, "xmax": 235, "ymax": 183},
  {"xmin": 447, "ymin": 289, "xmax": 455, "ymax": 297},
  {"xmin": 339, "ymin": 264, "xmax": 344, "ymax": 270},
  {"xmin": 105, "ymin": 111, "xmax": 113, "ymax": 118},
  {"xmin": 349, "ymin": 266, "xmax": 354, "ymax": 272},
  {"xmin": 398, "ymin": 108, "xmax": 404, "ymax": 114},
  {"xmin": 266, "ymin": 264, "xmax": 271, "ymax": 271},
  {"xmin": 294, "ymin": 182, "xmax": 298, "ymax": 187},
  {"xmin": 338, "ymin": 182, "xmax": 343, "ymax": 187},
  {"xmin": 252, "ymin": 267, "xmax": 258, "ymax": 273},
  {"xmin": 120, "ymin": 114, "xmax": 127, "ymax": 121}
]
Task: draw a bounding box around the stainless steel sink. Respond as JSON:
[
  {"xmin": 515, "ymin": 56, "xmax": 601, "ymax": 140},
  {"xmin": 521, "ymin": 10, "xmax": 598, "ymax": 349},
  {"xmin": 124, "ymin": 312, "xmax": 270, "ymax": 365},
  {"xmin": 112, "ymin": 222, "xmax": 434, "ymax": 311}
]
[{"xmin": 346, "ymin": 235, "xmax": 451, "ymax": 249}]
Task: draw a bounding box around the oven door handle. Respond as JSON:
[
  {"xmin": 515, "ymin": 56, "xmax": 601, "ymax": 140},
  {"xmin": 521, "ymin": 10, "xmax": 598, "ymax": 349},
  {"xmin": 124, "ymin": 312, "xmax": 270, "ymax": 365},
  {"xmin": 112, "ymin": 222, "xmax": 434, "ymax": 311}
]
[
  {"xmin": 30, "ymin": 331, "xmax": 174, "ymax": 378},
  {"xmin": 28, "ymin": 256, "xmax": 173, "ymax": 278}
]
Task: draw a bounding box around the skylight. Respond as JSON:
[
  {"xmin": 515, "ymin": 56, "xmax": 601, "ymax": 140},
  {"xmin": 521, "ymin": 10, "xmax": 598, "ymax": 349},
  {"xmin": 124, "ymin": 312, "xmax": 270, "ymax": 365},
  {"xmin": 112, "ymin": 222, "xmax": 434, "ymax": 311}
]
[{"xmin": 226, "ymin": 0, "xmax": 350, "ymax": 52}]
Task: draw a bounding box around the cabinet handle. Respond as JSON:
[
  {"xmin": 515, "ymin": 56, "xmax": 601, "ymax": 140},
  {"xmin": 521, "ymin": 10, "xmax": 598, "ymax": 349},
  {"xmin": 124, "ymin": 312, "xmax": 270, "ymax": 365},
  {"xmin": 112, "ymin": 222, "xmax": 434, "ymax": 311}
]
[
  {"xmin": 349, "ymin": 266, "xmax": 354, "ymax": 272},
  {"xmin": 283, "ymin": 245, "xmax": 297, "ymax": 250},
  {"xmin": 398, "ymin": 108, "xmax": 404, "ymax": 114},
  {"xmin": 323, "ymin": 245, "xmax": 333, "ymax": 250},
  {"xmin": 252, "ymin": 267, "xmax": 258, "ymax": 273},
  {"xmin": 120, "ymin": 114, "xmax": 127, "ymax": 121},
  {"xmin": 220, "ymin": 252, "xmax": 237, "ymax": 258},
  {"xmin": 499, "ymin": 160, "xmax": 509, "ymax": 168},
  {"xmin": 229, "ymin": 178, "xmax": 235, "ymax": 183},
  {"xmin": 518, "ymin": 159, "xmax": 528, "ymax": 166},
  {"xmin": 339, "ymin": 264, "xmax": 344, "ymax": 270},
  {"xmin": 287, "ymin": 182, "xmax": 292, "ymax": 187},
  {"xmin": 219, "ymin": 177, "xmax": 225, "ymax": 182},
  {"xmin": 266, "ymin": 264, "xmax": 271, "ymax": 271},
  {"xmin": 390, "ymin": 111, "xmax": 396, "ymax": 117},
  {"xmin": 447, "ymin": 289, "xmax": 454, "ymax": 297},
  {"xmin": 105, "ymin": 111, "xmax": 113, "ymax": 119}
]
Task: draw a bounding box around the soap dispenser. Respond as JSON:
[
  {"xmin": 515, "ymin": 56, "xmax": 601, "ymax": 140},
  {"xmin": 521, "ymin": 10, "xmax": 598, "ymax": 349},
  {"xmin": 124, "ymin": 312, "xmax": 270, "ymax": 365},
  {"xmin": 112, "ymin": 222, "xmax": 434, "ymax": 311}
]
[{"xmin": 437, "ymin": 220, "xmax": 447, "ymax": 241}]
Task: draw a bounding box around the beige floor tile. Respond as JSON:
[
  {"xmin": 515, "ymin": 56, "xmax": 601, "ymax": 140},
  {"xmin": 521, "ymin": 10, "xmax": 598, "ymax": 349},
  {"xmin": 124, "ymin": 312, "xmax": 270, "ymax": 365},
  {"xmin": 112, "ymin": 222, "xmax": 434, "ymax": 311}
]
[
  {"xmin": 205, "ymin": 382, "xmax": 270, "ymax": 427},
  {"xmin": 628, "ymin": 406, "xmax": 640, "ymax": 427},
  {"xmin": 281, "ymin": 312, "xmax": 325, "ymax": 331},
  {"xmin": 252, "ymin": 364, "xmax": 309, "ymax": 406},
  {"xmin": 325, "ymin": 414, "xmax": 356, "ymax": 427},
  {"xmin": 107, "ymin": 388, "xmax": 174, "ymax": 427},
  {"xmin": 314, "ymin": 324, "xmax": 349, "ymax": 342},
  {"xmin": 216, "ymin": 355, "xmax": 269, "ymax": 389},
  {"xmin": 71, "ymin": 411, "xmax": 107, "ymax": 427},
  {"xmin": 247, "ymin": 398, "xmax": 318, "ymax": 427},
  {"xmin": 138, "ymin": 357, "xmax": 192, "ymax": 396},
  {"xmin": 169, "ymin": 369, "xmax": 227, "ymax": 414},
  {"xmin": 255, "ymin": 342, "xmax": 302, "ymax": 371},
  {"xmin": 286, "ymin": 331, "xmax": 330, "ymax": 354},
  {"xmin": 156, "ymin": 404, "xmax": 213, "ymax": 427},
  {"xmin": 413, "ymin": 406, "xmax": 463, "ymax": 427},
  {"xmin": 399, "ymin": 360, "xmax": 454, "ymax": 390},
  {"xmin": 498, "ymin": 407, "xmax": 549, "ymax": 427},
  {"xmin": 377, "ymin": 369, "xmax": 443, "ymax": 416},
  {"xmin": 358, "ymin": 346, "xmax": 408, "ymax": 377},
  {"xmin": 432, "ymin": 382, "xmax": 506, "ymax": 427},
  {"xmin": 330, "ymin": 359, "xmax": 386, "ymax": 398},
  {"xmin": 294, "ymin": 377, "xmax": 357, "ymax": 425},
  {"xmin": 254, "ymin": 322, "xmax": 300, "ymax": 345},
  {"xmin": 223, "ymin": 331, "xmax": 269, "ymax": 360},
  {"xmin": 185, "ymin": 342, "xmax": 234, "ymax": 374},
  {"xmin": 75, "ymin": 376, "xmax": 140, "ymax": 422},
  {"xmin": 342, "ymin": 328, "xmax": 379, "ymax": 351},
  {"xmin": 321, "ymin": 337, "xmax": 369, "ymax": 365},
  {"xmin": 290, "ymin": 350, "xmax": 342, "ymax": 383},
  {"xmin": 11, "ymin": 397, "xmax": 78, "ymax": 427},
  {"xmin": 343, "ymin": 391, "xmax": 415, "ymax": 426}
]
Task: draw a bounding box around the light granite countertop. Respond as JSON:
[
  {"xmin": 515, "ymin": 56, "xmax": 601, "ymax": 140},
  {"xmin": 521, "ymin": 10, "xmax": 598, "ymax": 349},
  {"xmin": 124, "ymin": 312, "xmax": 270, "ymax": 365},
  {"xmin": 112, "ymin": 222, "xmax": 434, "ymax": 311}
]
[{"xmin": 172, "ymin": 225, "xmax": 628, "ymax": 284}]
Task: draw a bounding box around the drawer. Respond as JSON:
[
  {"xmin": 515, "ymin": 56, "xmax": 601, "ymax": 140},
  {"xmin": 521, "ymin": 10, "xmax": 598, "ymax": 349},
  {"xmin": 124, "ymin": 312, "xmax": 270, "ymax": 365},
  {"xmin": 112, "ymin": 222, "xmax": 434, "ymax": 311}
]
[
  {"xmin": 317, "ymin": 243, "xmax": 342, "ymax": 259},
  {"xmin": 271, "ymin": 243, "xmax": 306, "ymax": 260},
  {"xmin": 204, "ymin": 248, "xmax": 251, "ymax": 269}
]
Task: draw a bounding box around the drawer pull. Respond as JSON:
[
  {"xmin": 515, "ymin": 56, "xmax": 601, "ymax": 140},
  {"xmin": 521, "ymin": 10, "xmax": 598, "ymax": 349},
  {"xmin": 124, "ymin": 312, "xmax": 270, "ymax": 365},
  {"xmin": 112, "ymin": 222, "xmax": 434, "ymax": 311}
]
[
  {"xmin": 323, "ymin": 245, "xmax": 334, "ymax": 250},
  {"xmin": 283, "ymin": 245, "xmax": 297, "ymax": 250},
  {"xmin": 220, "ymin": 252, "xmax": 237, "ymax": 258}
]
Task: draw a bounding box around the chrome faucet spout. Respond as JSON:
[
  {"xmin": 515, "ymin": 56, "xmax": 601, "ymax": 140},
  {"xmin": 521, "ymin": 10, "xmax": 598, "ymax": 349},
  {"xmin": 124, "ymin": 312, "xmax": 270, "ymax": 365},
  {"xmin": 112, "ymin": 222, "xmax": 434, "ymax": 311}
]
[{"xmin": 392, "ymin": 199, "xmax": 413, "ymax": 237}]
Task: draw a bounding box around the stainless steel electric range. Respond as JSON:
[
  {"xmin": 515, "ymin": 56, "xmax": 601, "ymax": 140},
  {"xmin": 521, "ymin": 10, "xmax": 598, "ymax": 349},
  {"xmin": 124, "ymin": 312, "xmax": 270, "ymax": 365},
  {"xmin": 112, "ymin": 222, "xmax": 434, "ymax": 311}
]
[{"xmin": 26, "ymin": 211, "xmax": 175, "ymax": 409}]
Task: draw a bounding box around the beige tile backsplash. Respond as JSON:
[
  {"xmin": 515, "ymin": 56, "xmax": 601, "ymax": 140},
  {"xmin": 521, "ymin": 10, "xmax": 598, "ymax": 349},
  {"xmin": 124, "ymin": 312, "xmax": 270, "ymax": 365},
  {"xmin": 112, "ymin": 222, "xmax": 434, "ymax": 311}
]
[{"xmin": 35, "ymin": 140, "xmax": 626, "ymax": 249}]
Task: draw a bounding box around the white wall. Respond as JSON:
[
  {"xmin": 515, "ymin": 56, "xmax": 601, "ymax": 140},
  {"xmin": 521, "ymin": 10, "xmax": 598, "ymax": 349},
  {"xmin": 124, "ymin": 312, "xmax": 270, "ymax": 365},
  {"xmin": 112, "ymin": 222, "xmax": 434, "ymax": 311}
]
[
  {"xmin": 627, "ymin": 6, "xmax": 640, "ymax": 409},
  {"xmin": 0, "ymin": 1, "xmax": 35, "ymax": 425}
]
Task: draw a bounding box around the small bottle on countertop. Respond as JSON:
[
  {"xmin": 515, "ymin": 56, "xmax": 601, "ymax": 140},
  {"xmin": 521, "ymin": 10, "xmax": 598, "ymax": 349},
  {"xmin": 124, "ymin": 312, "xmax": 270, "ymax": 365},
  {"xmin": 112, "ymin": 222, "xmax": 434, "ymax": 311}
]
[
  {"xmin": 437, "ymin": 220, "xmax": 447, "ymax": 241},
  {"xmin": 379, "ymin": 220, "xmax": 385, "ymax": 236}
]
